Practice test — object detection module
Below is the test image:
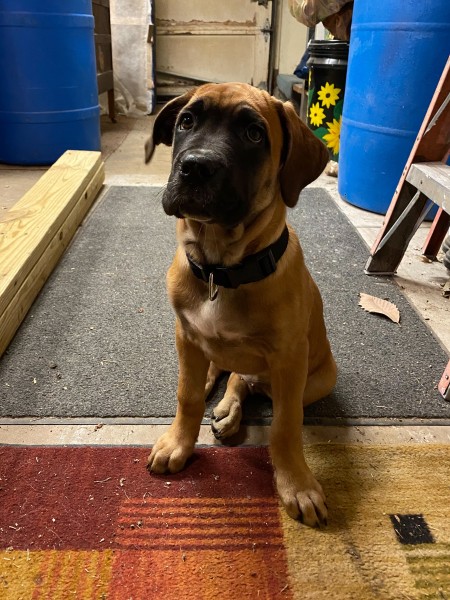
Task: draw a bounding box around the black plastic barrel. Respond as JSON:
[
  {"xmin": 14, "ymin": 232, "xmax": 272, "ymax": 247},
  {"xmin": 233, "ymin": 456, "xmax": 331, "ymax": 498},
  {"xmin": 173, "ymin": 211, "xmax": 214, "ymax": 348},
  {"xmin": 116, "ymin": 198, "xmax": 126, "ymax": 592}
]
[
  {"xmin": 306, "ymin": 40, "xmax": 349, "ymax": 161},
  {"xmin": 0, "ymin": 0, "xmax": 101, "ymax": 165}
]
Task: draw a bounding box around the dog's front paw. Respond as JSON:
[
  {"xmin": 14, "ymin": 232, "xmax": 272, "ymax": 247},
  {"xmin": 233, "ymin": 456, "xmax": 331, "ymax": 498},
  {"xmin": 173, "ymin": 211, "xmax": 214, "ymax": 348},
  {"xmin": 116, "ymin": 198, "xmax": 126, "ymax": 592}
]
[
  {"xmin": 276, "ymin": 470, "xmax": 328, "ymax": 528},
  {"xmin": 147, "ymin": 431, "xmax": 194, "ymax": 474}
]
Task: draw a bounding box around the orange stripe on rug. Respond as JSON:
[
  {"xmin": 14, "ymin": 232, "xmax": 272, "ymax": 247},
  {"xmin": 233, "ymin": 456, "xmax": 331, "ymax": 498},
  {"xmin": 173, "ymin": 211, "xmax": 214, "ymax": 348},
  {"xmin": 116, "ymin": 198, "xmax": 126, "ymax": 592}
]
[{"xmin": 116, "ymin": 496, "xmax": 283, "ymax": 551}]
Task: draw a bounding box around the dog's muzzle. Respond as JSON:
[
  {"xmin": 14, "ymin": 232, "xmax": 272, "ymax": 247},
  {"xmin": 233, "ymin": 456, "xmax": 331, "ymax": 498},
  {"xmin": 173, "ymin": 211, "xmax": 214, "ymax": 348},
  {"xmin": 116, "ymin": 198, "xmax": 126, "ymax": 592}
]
[{"xmin": 163, "ymin": 148, "xmax": 245, "ymax": 226}]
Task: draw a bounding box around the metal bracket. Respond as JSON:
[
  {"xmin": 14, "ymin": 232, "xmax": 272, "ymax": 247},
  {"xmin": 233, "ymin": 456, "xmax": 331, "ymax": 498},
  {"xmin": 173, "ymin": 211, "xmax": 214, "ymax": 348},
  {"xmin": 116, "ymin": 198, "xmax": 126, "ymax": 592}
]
[{"xmin": 260, "ymin": 18, "xmax": 272, "ymax": 41}]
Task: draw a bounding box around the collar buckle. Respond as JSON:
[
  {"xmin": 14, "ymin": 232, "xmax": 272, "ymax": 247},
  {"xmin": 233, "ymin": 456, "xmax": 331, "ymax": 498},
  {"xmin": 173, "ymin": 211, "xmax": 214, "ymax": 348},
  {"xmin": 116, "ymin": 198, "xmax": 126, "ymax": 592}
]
[{"xmin": 257, "ymin": 249, "xmax": 277, "ymax": 278}]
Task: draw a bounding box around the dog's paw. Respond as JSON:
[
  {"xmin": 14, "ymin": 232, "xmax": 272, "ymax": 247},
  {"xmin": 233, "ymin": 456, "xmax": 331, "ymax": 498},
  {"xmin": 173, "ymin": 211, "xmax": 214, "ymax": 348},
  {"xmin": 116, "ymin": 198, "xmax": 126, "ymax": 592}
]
[
  {"xmin": 147, "ymin": 432, "xmax": 193, "ymax": 474},
  {"xmin": 211, "ymin": 398, "xmax": 242, "ymax": 440},
  {"xmin": 276, "ymin": 470, "xmax": 328, "ymax": 528}
]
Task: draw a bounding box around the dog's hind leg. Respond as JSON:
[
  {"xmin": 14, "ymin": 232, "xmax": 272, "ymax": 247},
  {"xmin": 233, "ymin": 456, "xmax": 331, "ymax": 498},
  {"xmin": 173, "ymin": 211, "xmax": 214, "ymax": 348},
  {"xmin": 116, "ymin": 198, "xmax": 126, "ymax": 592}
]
[
  {"xmin": 211, "ymin": 372, "xmax": 248, "ymax": 440},
  {"xmin": 204, "ymin": 362, "xmax": 223, "ymax": 400},
  {"xmin": 303, "ymin": 352, "xmax": 337, "ymax": 407}
]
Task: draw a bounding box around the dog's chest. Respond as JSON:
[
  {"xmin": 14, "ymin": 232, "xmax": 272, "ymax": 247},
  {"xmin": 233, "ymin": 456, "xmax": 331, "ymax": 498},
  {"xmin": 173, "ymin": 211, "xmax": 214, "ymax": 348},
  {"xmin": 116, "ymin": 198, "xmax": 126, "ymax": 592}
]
[{"xmin": 182, "ymin": 298, "xmax": 243, "ymax": 344}]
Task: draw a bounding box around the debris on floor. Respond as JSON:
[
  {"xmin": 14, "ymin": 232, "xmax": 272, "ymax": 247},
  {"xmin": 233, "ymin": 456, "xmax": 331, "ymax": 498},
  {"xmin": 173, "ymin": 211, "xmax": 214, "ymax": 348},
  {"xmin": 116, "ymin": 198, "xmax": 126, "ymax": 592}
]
[{"xmin": 359, "ymin": 293, "xmax": 400, "ymax": 323}]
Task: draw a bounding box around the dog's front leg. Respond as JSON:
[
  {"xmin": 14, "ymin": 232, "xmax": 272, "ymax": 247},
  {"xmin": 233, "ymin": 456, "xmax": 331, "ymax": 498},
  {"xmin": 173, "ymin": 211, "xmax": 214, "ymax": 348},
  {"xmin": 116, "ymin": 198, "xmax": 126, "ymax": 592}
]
[
  {"xmin": 270, "ymin": 351, "xmax": 328, "ymax": 528},
  {"xmin": 148, "ymin": 320, "xmax": 209, "ymax": 474}
]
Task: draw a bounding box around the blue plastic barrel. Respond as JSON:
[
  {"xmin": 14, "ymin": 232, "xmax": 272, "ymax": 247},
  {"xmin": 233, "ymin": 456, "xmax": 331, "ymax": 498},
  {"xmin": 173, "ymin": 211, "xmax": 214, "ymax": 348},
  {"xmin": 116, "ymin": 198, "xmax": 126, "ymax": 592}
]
[
  {"xmin": 0, "ymin": 0, "xmax": 101, "ymax": 165},
  {"xmin": 338, "ymin": 1, "xmax": 450, "ymax": 214}
]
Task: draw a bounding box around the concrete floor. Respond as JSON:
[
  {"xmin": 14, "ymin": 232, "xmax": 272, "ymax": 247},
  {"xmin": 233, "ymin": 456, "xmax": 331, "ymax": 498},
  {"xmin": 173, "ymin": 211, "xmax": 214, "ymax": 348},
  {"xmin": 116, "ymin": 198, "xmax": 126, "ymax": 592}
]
[{"xmin": 0, "ymin": 114, "xmax": 449, "ymax": 445}]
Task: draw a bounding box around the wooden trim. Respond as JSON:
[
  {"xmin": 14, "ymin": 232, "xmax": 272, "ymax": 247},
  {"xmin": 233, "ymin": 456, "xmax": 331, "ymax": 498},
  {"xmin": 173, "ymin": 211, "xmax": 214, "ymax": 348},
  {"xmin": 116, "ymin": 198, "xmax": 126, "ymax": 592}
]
[
  {"xmin": 97, "ymin": 71, "xmax": 114, "ymax": 93},
  {"xmin": 95, "ymin": 33, "xmax": 112, "ymax": 45},
  {"xmin": 422, "ymin": 207, "xmax": 450, "ymax": 258},
  {"xmin": 92, "ymin": 0, "xmax": 110, "ymax": 8},
  {"xmin": 0, "ymin": 151, "xmax": 104, "ymax": 357},
  {"xmin": 156, "ymin": 25, "xmax": 259, "ymax": 36}
]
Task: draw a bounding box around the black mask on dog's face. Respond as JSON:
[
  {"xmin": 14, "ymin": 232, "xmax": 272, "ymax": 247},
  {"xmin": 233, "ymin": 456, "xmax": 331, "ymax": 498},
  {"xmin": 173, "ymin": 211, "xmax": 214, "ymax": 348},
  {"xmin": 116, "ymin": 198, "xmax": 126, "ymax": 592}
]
[
  {"xmin": 148, "ymin": 94, "xmax": 270, "ymax": 228},
  {"xmin": 164, "ymin": 98, "xmax": 271, "ymax": 227}
]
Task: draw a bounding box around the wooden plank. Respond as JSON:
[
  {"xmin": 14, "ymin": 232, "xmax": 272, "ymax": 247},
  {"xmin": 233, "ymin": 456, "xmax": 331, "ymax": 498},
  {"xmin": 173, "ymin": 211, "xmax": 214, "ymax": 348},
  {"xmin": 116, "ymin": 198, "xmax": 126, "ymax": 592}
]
[
  {"xmin": 0, "ymin": 163, "xmax": 104, "ymax": 358},
  {"xmin": 97, "ymin": 71, "xmax": 114, "ymax": 93},
  {"xmin": 92, "ymin": 0, "xmax": 110, "ymax": 10},
  {"xmin": 95, "ymin": 33, "xmax": 112, "ymax": 46},
  {"xmin": 422, "ymin": 207, "xmax": 450, "ymax": 258},
  {"xmin": 292, "ymin": 82, "xmax": 306, "ymax": 94},
  {"xmin": 406, "ymin": 162, "xmax": 450, "ymax": 213},
  {"xmin": 0, "ymin": 150, "xmax": 102, "ymax": 319},
  {"xmin": 292, "ymin": 82, "xmax": 308, "ymax": 122},
  {"xmin": 364, "ymin": 187, "xmax": 432, "ymax": 275}
]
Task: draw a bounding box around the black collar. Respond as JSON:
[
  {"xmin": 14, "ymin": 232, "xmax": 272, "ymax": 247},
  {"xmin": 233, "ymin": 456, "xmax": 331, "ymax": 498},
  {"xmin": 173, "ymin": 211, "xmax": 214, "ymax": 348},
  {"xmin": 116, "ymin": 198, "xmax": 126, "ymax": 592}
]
[{"xmin": 186, "ymin": 225, "xmax": 289, "ymax": 290}]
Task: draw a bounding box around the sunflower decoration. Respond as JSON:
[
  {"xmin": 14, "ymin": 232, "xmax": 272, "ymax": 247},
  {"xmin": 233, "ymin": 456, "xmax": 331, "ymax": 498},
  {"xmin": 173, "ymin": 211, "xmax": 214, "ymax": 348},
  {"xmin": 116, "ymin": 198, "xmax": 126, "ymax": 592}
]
[
  {"xmin": 323, "ymin": 116, "xmax": 342, "ymax": 156},
  {"xmin": 317, "ymin": 82, "xmax": 341, "ymax": 109},
  {"xmin": 307, "ymin": 73, "xmax": 345, "ymax": 160},
  {"xmin": 309, "ymin": 102, "xmax": 326, "ymax": 127}
]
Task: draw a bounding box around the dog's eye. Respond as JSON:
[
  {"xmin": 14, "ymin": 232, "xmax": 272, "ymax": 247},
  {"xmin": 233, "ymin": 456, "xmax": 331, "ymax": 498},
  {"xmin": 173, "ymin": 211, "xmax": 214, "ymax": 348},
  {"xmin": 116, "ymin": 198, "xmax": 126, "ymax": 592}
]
[
  {"xmin": 246, "ymin": 124, "xmax": 264, "ymax": 143},
  {"xmin": 179, "ymin": 113, "xmax": 194, "ymax": 130}
]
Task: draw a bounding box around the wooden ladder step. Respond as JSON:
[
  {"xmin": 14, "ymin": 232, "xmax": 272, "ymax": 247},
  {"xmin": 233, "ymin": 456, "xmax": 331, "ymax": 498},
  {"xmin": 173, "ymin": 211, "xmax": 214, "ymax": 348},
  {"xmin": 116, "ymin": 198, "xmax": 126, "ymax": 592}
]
[{"xmin": 406, "ymin": 162, "xmax": 450, "ymax": 212}]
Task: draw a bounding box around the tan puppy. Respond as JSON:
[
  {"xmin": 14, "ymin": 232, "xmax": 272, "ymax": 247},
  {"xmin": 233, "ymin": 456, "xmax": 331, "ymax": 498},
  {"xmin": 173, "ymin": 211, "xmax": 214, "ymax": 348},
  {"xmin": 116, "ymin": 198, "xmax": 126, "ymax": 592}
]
[{"xmin": 145, "ymin": 83, "xmax": 337, "ymax": 527}]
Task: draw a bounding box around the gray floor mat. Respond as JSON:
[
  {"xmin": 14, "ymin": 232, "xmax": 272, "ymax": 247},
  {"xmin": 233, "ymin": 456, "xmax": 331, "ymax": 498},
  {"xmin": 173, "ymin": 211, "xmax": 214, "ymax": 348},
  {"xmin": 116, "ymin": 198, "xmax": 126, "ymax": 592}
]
[{"xmin": 1, "ymin": 186, "xmax": 448, "ymax": 423}]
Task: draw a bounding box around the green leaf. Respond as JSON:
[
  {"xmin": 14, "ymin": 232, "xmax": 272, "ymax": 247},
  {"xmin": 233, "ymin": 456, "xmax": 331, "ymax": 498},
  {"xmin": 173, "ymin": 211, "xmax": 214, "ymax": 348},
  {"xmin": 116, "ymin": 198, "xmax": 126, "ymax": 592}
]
[
  {"xmin": 333, "ymin": 99, "xmax": 344, "ymax": 120},
  {"xmin": 313, "ymin": 127, "xmax": 329, "ymax": 140}
]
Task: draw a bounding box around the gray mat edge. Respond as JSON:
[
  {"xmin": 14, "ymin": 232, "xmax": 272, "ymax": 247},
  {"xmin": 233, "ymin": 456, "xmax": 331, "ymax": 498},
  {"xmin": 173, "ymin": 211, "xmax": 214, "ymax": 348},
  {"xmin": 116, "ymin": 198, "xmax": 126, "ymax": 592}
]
[{"xmin": 1, "ymin": 417, "xmax": 450, "ymax": 426}]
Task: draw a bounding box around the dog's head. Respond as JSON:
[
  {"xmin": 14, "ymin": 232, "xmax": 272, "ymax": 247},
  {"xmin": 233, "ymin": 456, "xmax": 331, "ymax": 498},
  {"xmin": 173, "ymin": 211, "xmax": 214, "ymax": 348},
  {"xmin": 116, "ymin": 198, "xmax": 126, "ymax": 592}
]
[{"xmin": 145, "ymin": 83, "xmax": 328, "ymax": 228}]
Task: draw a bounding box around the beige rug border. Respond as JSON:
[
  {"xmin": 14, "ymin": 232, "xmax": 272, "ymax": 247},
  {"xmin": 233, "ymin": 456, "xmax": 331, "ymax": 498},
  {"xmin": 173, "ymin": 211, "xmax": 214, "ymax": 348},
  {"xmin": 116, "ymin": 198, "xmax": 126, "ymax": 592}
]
[{"xmin": 0, "ymin": 423, "xmax": 449, "ymax": 446}]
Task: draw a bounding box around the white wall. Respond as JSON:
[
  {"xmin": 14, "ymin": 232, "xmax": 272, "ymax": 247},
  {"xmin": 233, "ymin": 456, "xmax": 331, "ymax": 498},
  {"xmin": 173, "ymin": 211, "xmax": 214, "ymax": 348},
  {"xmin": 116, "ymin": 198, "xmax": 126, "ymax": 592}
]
[{"xmin": 276, "ymin": 0, "xmax": 309, "ymax": 75}]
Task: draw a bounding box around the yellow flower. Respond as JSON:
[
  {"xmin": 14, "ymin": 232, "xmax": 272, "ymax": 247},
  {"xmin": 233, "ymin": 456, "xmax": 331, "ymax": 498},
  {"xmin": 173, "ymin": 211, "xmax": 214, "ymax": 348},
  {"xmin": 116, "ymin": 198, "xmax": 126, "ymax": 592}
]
[
  {"xmin": 309, "ymin": 102, "xmax": 326, "ymax": 127},
  {"xmin": 317, "ymin": 82, "xmax": 341, "ymax": 108},
  {"xmin": 323, "ymin": 117, "xmax": 342, "ymax": 155}
]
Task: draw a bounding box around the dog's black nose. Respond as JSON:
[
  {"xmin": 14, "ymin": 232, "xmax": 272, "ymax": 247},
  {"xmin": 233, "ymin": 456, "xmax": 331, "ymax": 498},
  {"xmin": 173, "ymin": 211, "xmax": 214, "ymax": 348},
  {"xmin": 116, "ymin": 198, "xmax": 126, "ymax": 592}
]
[{"xmin": 179, "ymin": 152, "xmax": 220, "ymax": 182}]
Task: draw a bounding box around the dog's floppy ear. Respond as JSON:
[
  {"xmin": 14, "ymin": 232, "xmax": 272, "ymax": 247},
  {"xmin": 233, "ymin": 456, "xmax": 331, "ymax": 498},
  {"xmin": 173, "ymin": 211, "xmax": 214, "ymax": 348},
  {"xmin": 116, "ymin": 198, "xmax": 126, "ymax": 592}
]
[
  {"xmin": 144, "ymin": 89, "xmax": 196, "ymax": 163},
  {"xmin": 276, "ymin": 100, "xmax": 329, "ymax": 207}
]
